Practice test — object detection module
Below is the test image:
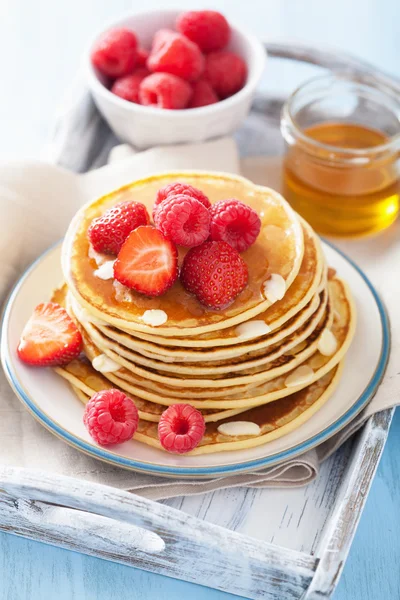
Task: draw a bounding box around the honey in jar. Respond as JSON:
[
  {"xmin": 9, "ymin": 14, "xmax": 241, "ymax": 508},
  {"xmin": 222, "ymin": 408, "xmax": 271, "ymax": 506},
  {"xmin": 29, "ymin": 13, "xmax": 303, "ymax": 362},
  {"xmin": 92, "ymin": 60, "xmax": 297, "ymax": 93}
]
[{"xmin": 281, "ymin": 75, "xmax": 400, "ymax": 237}]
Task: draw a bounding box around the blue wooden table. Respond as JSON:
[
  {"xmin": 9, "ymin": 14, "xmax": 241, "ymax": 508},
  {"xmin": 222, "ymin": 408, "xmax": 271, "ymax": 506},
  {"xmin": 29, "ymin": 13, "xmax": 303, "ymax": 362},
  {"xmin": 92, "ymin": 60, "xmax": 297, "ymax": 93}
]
[
  {"xmin": 1, "ymin": 410, "xmax": 399, "ymax": 599},
  {"xmin": 1, "ymin": 0, "xmax": 399, "ymax": 598}
]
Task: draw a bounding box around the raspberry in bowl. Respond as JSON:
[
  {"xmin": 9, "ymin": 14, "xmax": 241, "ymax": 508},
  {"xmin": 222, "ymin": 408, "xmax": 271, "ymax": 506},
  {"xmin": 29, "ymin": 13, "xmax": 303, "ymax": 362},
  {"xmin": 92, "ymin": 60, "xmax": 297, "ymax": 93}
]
[{"xmin": 87, "ymin": 9, "xmax": 266, "ymax": 148}]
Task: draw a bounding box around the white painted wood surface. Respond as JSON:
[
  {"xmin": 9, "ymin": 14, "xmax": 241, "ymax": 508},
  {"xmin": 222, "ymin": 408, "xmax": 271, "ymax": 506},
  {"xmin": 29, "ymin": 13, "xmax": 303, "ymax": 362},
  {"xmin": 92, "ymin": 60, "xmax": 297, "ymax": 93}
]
[
  {"xmin": 0, "ymin": 467, "xmax": 318, "ymax": 600},
  {"xmin": 0, "ymin": 30, "xmax": 397, "ymax": 600}
]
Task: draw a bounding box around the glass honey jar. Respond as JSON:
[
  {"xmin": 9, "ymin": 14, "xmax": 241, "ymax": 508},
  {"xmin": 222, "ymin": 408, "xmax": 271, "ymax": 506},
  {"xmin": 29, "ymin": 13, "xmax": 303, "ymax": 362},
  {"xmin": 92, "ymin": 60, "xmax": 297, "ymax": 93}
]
[{"xmin": 280, "ymin": 74, "xmax": 400, "ymax": 236}]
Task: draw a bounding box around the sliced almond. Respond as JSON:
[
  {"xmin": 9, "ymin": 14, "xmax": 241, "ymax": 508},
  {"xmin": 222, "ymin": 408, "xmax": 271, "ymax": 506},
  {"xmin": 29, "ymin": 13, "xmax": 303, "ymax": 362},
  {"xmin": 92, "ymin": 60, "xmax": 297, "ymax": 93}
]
[
  {"xmin": 141, "ymin": 309, "xmax": 168, "ymax": 327},
  {"xmin": 263, "ymin": 273, "xmax": 286, "ymax": 303},
  {"xmin": 317, "ymin": 329, "xmax": 338, "ymax": 356},
  {"xmin": 88, "ymin": 244, "xmax": 108, "ymax": 266},
  {"xmin": 94, "ymin": 260, "xmax": 116, "ymax": 280},
  {"xmin": 92, "ymin": 354, "xmax": 121, "ymax": 373},
  {"xmin": 309, "ymin": 354, "xmax": 326, "ymax": 369},
  {"xmin": 284, "ymin": 365, "xmax": 314, "ymax": 388},
  {"xmin": 217, "ymin": 421, "xmax": 261, "ymax": 437},
  {"xmin": 113, "ymin": 280, "xmax": 133, "ymax": 303},
  {"xmin": 236, "ymin": 320, "xmax": 271, "ymax": 339}
]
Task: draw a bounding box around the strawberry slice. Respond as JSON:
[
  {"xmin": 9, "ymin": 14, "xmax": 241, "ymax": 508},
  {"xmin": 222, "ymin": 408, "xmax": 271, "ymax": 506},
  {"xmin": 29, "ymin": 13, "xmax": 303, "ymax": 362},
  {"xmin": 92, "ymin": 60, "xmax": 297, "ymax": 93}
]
[
  {"xmin": 114, "ymin": 226, "xmax": 178, "ymax": 297},
  {"xmin": 17, "ymin": 303, "xmax": 83, "ymax": 367}
]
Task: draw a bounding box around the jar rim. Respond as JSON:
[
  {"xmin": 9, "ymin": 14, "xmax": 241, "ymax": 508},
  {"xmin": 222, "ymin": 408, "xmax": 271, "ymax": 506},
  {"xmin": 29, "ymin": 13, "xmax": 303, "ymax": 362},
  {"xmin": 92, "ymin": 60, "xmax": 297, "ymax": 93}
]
[{"xmin": 282, "ymin": 72, "xmax": 400, "ymax": 158}]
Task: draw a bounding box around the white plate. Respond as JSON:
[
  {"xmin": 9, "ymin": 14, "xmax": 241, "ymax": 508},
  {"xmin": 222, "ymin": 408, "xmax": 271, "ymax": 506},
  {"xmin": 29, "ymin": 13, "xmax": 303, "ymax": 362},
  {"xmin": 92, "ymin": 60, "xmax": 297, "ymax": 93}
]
[{"xmin": 1, "ymin": 241, "xmax": 389, "ymax": 478}]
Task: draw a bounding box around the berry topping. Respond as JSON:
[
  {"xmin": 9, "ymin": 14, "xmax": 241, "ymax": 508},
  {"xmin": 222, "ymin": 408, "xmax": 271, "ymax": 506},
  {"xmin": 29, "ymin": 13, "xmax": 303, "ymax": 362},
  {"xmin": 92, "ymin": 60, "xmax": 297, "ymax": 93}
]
[
  {"xmin": 153, "ymin": 182, "xmax": 211, "ymax": 217},
  {"xmin": 154, "ymin": 194, "xmax": 211, "ymax": 248},
  {"xmin": 111, "ymin": 68, "xmax": 149, "ymax": 103},
  {"xmin": 189, "ymin": 79, "xmax": 219, "ymax": 108},
  {"xmin": 17, "ymin": 303, "xmax": 83, "ymax": 367},
  {"xmin": 91, "ymin": 28, "xmax": 138, "ymax": 78},
  {"xmin": 158, "ymin": 404, "xmax": 205, "ymax": 453},
  {"xmin": 139, "ymin": 73, "xmax": 192, "ymax": 109},
  {"xmin": 88, "ymin": 201, "xmax": 149, "ymax": 256},
  {"xmin": 136, "ymin": 47, "xmax": 149, "ymax": 67},
  {"xmin": 114, "ymin": 226, "xmax": 178, "ymax": 297},
  {"xmin": 83, "ymin": 389, "xmax": 138, "ymax": 446},
  {"xmin": 147, "ymin": 29, "xmax": 204, "ymax": 82},
  {"xmin": 177, "ymin": 11, "xmax": 230, "ymax": 53},
  {"xmin": 204, "ymin": 51, "xmax": 247, "ymax": 98},
  {"xmin": 209, "ymin": 199, "xmax": 261, "ymax": 252},
  {"xmin": 181, "ymin": 240, "xmax": 249, "ymax": 309}
]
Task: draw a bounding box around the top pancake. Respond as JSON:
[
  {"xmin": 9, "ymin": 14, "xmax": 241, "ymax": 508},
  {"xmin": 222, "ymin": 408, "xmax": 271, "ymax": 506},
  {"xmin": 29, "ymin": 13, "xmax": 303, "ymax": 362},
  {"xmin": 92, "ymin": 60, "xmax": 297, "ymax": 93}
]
[{"xmin": 62, "ymin": 172, "xmax": 304, "ymax": 337}]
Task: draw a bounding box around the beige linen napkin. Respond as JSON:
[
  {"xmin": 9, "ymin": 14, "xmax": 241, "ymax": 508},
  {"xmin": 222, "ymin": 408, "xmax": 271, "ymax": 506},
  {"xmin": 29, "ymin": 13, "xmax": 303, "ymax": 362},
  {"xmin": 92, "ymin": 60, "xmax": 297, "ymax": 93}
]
[{"xmin": 0, "ymin": 139, "xmax": 398, "ymax": 500}]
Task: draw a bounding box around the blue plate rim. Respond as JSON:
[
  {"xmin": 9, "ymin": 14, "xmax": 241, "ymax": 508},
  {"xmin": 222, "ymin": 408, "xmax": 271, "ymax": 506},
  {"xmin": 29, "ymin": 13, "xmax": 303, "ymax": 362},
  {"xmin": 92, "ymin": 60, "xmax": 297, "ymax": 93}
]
[{"xmin": 1, "ymin": 240, "xmax": 390, "ymax": 477}]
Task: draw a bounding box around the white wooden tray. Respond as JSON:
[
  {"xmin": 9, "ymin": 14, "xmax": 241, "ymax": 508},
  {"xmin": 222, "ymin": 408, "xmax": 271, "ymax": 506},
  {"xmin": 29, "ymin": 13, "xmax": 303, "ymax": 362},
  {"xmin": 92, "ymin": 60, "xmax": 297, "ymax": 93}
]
[{"xmin": 0, "ymin": 43, "xmax": 395, "ymax": 599}]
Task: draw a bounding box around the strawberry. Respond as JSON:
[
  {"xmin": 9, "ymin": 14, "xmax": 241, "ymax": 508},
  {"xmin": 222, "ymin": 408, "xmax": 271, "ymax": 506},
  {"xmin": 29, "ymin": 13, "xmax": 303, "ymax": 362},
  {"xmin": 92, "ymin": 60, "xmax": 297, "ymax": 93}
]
[
  {"xmin": 17, "ymin": 303, "xmax": 83, "ymax": 367},
  {"xmin": 114, "ymin": 226, "xmax": 178, "ymax": 297},
  {"xmin": 181, "ymin": 240, "xmax": 249, "ymax": 309},
  {"xmin": 87, "ymin": 201, "xmax": 150, "ymax": 255}
]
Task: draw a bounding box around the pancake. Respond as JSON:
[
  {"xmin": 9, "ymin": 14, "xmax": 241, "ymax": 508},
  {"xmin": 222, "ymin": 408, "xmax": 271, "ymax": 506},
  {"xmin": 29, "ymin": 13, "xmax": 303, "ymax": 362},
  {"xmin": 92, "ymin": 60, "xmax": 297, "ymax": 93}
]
[
  {"xmin": 80, "ymin": 277, "xmax": 355, "ymax": 409},
  {"xmin": 90, "ymin": 288, "xmax": 323, "ymax": 363},
  {"xmin": 70, "ymin": 288, "xmax": 328, "ymax": 376},
  {"xmin": 49, "ymin": 170, "xmax": 357, "ymax": 458},
  {"xmin": 63, "ymin": 172, "xmax": 304, "ymax": 337},
  {"xmin": 55, "ymin": 357, "xmax": 248, "ymax": 424},
  {"xmin": 102, "ymin": 219, "xmax": 324, "ymax": 349},
  {"xmin": 71, "ymin": 292, "xmax": 332, "ymax": 389},
  {"xmin": 68, "ymin": 366, "xmax": 344, "ymax": 455}
]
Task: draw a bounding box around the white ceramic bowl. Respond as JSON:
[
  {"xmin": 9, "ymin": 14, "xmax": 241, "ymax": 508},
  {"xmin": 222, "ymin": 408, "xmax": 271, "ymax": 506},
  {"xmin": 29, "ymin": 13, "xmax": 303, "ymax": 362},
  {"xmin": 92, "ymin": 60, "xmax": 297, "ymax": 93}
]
[{"xmin": 87, "ymin": 10, "xmax": 266, "ymax": 149}]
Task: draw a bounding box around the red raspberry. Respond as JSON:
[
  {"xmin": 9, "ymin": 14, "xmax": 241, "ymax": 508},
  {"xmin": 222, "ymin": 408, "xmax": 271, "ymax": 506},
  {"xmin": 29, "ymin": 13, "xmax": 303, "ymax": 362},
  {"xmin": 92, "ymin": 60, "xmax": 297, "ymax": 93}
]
[
  {"xmin": 181, "ymin": 240, "xmax": 248, "ymax": 309},
  {"xmin": 189, "ymin": 79, "xmax": 219, "ymax": 108},
  {"xmin": 91, "ymin": 28, "xmax": 138, "ymax": 78},
  {"xmin": 111, "ymin": 68, "xmax": 149, "ymax": 103},
  {"xmin": 153, "ymin": 182, "xmax": 211, "ymax": 218},
  {"xmin": 204, "ymin": 51, "xmax": 247, "ymax": 98},
  {"xmin": 158, "ymin": 404, "xmax": 205, "ymax": 453},
  {"xmin": 148, "ymin": 29, "xmax": 204, "ymax": 82},
  {"xmin": 154, "ymin": 195, "xmax": 210, "ymax": 247},
  {"xmin": 136, "ymin": 47, "xmax": 149, "ymax": 67},
  {"xmin": 83, "ymin": 389, "xmax": 138, "ymax": 446},
  {"xmin": 177, "ymin": 11, "xmax": 230, "ymax": 53},
  {"xmin": 88, "ymin": 201, "xmax": 150, "ymax": 255},
  {"xmin": 139, "ymin": 73, "xmax": 192, "ymax": 109},
  {"xmin": 209, "ymin": 199, "xmax": 261, "ymax": 252}
]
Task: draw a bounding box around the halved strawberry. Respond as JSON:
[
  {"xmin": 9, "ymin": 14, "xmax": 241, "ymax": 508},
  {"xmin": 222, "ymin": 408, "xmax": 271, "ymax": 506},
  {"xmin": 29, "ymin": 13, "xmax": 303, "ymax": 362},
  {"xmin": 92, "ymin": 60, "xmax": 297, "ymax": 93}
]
[
  {"xmin": 17, "ymin": 303, "xmax": 83, "ymax": 367},
  {"xmin": 113, "ymin": 226, "xmax": 178, "ymax": 297}
]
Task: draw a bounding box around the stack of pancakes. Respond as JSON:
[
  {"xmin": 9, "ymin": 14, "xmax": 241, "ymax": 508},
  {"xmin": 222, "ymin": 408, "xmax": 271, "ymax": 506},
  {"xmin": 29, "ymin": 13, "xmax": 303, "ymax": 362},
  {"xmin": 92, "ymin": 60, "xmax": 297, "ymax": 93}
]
[{"xmin": 55, "ymin": 173, "xmax": 356, "ymax": 455}]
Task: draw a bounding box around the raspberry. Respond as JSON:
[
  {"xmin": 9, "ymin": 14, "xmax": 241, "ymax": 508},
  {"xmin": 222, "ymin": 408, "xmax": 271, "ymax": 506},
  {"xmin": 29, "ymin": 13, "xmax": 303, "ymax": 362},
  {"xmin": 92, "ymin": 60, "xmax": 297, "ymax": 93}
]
[
  {"xmin": 136, "ymin": 47, "xmax": 149, "ymax": 67},
  {"xmin": 209, "ymin": 199, "xmax": 261, "ymax": 252},
  {"xmin": 177, "ymin": 11, "xmax": 230, "ymax": 53},
  {"xmin": 181, "ymin": 240, "xmax": 248, "ymax": 309},
  {"xmin": 153, "ymin": 182, "xmax": 211, "ymax": 218},
  {"xmin": 158, "ymin": 404, "xmax": 205, "ymax": 453},
  {"xmin": 88, "ymin": 201, "xmax": 150, "ymax": 255},
  {"xmin": 154, "ymin": 195, "xmax": 210, "ymax": 247},
  {"xmin": 111, "ymin": 68, "xmax": 149, "ymax": 103},
  {"xmin": 139, "ymin": 73, "xmax": 192, "ymax": 109},
  {"xmin": 148, "ymin": 29, "xmax": 204, "ymax": 82},
  {"xmin": 91, "ymin": 28, "xmax": 138, "ymax": 78},
  {"xmin": 83, "ymin": 389, "xmax": 138, "ymax": 446},
  {"xmin": 189, "ymin": 79, "xmax": 219, "ymax": 108},
  {"xmin": 204, "ymin": 51, "xmax": 247, "ymax": 98}
]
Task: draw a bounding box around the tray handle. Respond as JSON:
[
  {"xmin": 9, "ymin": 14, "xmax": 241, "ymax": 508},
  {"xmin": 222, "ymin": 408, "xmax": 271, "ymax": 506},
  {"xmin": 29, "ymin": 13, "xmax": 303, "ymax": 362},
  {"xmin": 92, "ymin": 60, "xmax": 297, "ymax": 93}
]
[
  {"xmin": 15, "ymin": 498, "xmax": 165, "ymax": 555},
  {"xmin": 265, "ymin": 41, "xmax": 400, "ymax": 88}
]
